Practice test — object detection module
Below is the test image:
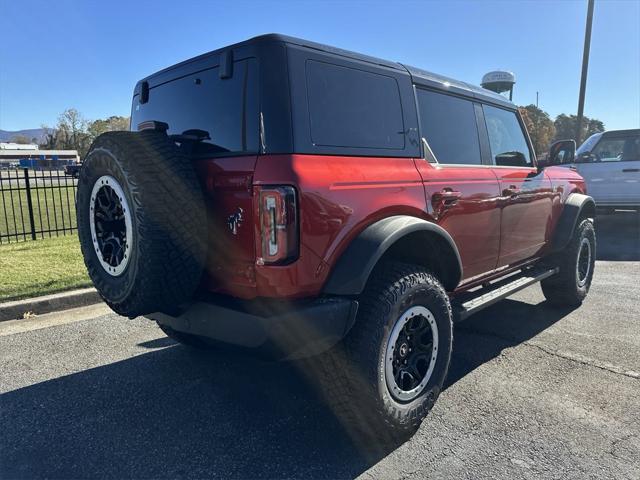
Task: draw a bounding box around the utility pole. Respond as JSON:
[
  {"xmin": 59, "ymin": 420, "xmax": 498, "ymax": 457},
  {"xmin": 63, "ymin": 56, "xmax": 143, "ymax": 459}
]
[
  {"xmin": 536, "ymin": 91, "xmax": 539, "ymax": 108},
  {"xmin": 576, "ymin": 0, "xmax": 595, "ymax": 145}
]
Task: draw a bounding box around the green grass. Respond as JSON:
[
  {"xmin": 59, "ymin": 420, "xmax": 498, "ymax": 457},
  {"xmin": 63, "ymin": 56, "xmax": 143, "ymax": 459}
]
[
  {"xmin": 0, "ymin": 234, "xmax": 91, "ymax": 302},
  {"xmin": 1, "ymin": 185, "xmax": 77, "ymax": 240}
]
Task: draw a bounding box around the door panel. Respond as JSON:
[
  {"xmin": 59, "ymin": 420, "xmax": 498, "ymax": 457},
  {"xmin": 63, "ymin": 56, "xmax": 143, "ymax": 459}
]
[
  {"xmin": 414, "ymin": 88, "xmax": 502, "ymax": 281},
  {"xmin": 415, "ymin": 163, "xmax": 502, "ymax": 280},
  {"xmin": 481, "ymin": 104, "xmax": 554, "ymax": 267},
  {"xmin": 494, "ymin": 168, "xmax": 554, "ymax": 266},
  {"xmin": 575, "ymin": 161, "xmax": 616, "ymax": 204}
]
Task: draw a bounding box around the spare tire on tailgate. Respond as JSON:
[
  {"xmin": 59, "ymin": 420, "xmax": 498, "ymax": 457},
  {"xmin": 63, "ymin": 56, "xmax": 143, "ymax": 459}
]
[{"xmin": 76, "ymin": 130, "xmax": 207, "ymax": 318}]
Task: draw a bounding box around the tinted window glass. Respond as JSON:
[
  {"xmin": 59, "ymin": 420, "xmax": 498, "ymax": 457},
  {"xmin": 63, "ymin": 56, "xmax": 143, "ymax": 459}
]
[
  {"xmin": 576, "ymin": 132, "xmax": 602, "ymax": 155},
  {"xmin": 483, "ymin": 105, "xmax": 531, "ymax": 167},
  {"xmin": 416, "ymin": 89, "xmax": 482, "ymax": 165},
  {"xmin": 592, "ymin": 136, "xmax": 640, "ymax": 162},
  {"xmin": 306, "ymin": 60, "xmax": 404, "ymax": 149},
  {"xmin": 132, "ymin": 58, "xmax": 259, "ymax": 157}
]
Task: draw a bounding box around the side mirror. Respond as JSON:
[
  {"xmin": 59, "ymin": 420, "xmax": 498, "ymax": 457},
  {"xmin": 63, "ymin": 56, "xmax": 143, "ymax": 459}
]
[{"xmin": 547, "ymin": 139, "xmax": 576, "ymax": 166}]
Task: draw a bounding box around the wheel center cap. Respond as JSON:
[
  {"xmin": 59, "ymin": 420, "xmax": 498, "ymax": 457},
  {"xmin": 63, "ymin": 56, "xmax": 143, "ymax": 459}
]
[{"xmin": 399, "ymin": 343, "xmax": 409, "ymax": 358}]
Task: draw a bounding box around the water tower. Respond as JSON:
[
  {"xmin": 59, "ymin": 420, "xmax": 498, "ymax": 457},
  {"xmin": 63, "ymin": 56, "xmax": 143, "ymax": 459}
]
[{"xmin": 481, "ymin": 71, "xmax": 516, "ymax": 101}]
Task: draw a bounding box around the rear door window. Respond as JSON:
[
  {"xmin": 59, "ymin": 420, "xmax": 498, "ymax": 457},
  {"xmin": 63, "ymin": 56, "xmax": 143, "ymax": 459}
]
[
  {"xmin": 482, "ymin": 105, "xmax": 532, "ymax": 167},
  {"xmin": 132, "ymin": 58, "xmax": 259, "ymax": 157},
  {"xmin": 306, "ymin": 60, "xmax": 405, "ymax": 149},
  {"xmin": 592, "ymin": 136, "xmax": 640, "ymax": 162},
  {"xmin": 416, "ymin": 89, "xmax": 482, "ymax": 165}
]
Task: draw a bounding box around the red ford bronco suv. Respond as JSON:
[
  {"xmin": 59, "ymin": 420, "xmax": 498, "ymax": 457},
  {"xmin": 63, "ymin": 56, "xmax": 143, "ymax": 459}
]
[{"xmin": 77, "ymin": 34, "xmax": 596, "ymax": 442}]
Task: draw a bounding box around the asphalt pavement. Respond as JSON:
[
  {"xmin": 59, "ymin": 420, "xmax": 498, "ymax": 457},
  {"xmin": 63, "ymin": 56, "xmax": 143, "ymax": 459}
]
[{"xmin": 1, "ymin": 212, "xmax": 638, "ymax": 479}]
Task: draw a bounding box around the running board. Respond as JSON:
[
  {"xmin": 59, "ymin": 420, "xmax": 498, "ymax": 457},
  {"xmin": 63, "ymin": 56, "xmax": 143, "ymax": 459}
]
[{"xmin": 453, "ymin": 267, "xmax": 558, "ymax": 322}]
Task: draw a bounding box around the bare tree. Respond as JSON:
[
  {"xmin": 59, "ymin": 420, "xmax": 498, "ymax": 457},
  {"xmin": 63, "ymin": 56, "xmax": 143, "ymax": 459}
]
[
  {"xmin": 39, "ymin": 124, "xmax": 59, "ymax": 150},
  {"xmin": 39, "ymin": 110, "xmax": 130, "ymax": 157}
]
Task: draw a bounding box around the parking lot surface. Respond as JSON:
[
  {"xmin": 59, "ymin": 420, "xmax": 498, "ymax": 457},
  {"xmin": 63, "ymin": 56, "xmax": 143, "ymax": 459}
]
[{"xmin": 1, "ymin": 213, "xmax": 638, "ymax": 479}]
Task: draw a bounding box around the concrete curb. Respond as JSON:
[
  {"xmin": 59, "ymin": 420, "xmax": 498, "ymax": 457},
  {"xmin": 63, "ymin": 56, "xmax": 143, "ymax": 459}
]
[{"xmin": 0, "ymin": 288, "xmax": 102, "ymax": 322}]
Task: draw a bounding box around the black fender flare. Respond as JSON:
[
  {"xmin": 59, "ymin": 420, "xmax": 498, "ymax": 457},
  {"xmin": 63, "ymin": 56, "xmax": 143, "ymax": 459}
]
[
  {"xmin": 323, "ymin": 215, "xmax": 463, "ymax": 295},
  {"xmin": 552, "ymin": 193, "xmax": 596, "ymax": 252}
]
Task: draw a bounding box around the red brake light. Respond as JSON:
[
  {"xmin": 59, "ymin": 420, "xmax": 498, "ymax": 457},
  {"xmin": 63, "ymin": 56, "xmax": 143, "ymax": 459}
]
[{"xmin": 257, "ymin": 186, "xmax": 298, "ymax": 265}]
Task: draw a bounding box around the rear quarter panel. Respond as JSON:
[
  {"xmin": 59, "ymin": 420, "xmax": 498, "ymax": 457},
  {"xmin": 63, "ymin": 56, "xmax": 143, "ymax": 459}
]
[{"xmin": 252, "ymin": 154, "xmax": 428, "ymax": 297}]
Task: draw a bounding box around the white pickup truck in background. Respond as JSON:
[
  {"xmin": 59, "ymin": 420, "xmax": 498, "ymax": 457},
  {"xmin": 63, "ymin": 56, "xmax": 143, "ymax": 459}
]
[{"xmin": 572, "ymin": 129, "xmax": 640, "ymax": 212}]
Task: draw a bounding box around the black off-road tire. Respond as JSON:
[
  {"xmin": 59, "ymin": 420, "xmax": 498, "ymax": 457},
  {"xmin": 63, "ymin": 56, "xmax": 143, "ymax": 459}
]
[
  {"xmin": 313, "ymin": 262, "xmax": 453, "ymax": 448},
  {"xmin": 541, "ymin": 218, "xmax": 596, "ymax": 307},
  {"xmin": 157, "ymin": 323, "xmax": 211, "ymax": 349},
  {"xmin": 77, "ymin": 131, "xmax": 207, "ymax": 318}
]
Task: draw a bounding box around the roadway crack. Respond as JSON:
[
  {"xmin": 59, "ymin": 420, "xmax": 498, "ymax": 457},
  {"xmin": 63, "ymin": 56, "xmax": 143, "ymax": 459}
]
[
  {"xmin": 607, "ymin": 432, "xmax": 638, "ymax": 460},
  {"xmin": 522, "ymin": 341, "xmax": 640, "ymax": 380},
  {"xmin": 457, "ymin": 327, "xmax": 640, "ymax": 381}
]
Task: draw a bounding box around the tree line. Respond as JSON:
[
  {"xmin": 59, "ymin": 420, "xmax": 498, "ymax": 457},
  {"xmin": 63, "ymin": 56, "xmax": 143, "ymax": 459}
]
[
  {"xmin": 8, "ymin": 108, "xmax": 129, "ymax": 158},
  {"xmin": 518, "ymin": 105, "xmax": 604, "ymax": 156},
  {"xmin": 40, "ymin": 109, "xmax": 130, "ymax": 157}
]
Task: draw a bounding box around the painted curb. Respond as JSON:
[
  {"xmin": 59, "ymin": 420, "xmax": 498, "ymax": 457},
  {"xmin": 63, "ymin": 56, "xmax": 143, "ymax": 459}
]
[{"xmin": 0, "ymin": 288, "xmax": 101, "ymax": 322}]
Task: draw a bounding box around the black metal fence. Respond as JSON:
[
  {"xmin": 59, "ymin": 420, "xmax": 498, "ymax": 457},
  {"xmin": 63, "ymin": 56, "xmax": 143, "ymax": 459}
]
[{"xmin": 0, "ymin": 168, "xmax": 78, "ymax": 244}]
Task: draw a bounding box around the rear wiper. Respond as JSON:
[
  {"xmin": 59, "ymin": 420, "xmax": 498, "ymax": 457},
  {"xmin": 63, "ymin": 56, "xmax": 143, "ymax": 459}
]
[
  {"xmin": 169, "ymin": 129, "xmax": 211, "ymax": 143},
  {"xmin": 137, "ymin": 121, "xmax": 215, "ymax": 154}
]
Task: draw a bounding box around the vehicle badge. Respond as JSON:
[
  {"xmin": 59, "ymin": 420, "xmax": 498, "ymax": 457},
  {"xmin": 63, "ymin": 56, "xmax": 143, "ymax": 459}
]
[{"xmin": 227, "ymin": 207, "xmax": 244, "ymax": 235}]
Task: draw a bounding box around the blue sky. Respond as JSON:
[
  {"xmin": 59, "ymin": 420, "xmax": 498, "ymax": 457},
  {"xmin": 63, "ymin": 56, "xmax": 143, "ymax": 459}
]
[{"xmin": 1, "ymin": 0, "xmax": 638, "ymax": 132}]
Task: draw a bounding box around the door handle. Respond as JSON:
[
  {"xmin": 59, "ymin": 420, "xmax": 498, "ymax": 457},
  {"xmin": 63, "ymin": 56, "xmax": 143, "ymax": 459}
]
[
  {"xmin": 432, "ymin": 189, "xmax": 462, "ymax": 207},
  {"xmin": 622, "ymin": 168, "xmax": 640, "ymax": 173},
  {"xmin": 502, "ymin": 185, "xmax": 521, "ymax": 197}
]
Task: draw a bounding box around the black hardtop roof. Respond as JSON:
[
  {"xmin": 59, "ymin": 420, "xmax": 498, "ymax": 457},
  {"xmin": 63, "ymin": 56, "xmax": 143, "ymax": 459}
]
[{"xmin": 141, "ymin": 33, "xmax": 514, "ymax": 108}]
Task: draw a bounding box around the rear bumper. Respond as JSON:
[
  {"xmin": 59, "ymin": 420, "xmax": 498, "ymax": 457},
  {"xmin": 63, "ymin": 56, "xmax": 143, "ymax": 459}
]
[{"xmin": 148, "ymin": 296, "xmax": 358, "ymax": 360}]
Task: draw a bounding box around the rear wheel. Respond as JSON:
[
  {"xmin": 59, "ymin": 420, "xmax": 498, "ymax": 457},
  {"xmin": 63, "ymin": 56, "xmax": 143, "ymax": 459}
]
[
  {"xmin": 541, "ymin": 218, "xmax": 596, "ymax": 307},
  {"xmin": 314, "ymin": 262, "xmax": 453, "ymax": 448}
]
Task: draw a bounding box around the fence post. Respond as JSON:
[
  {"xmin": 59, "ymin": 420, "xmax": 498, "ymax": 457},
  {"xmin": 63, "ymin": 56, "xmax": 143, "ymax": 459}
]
[{"xmin": 23, "ymin": 168, "xmax": 37, "ymax": 241}]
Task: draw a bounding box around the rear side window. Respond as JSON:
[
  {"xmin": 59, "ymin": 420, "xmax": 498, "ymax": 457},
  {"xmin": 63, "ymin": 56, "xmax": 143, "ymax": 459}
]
[
  {"xmin": 483, "ymin": 105, "xmax": 532, "ymax": 167},
  {"xmin": 416, "ymin": 89, "xmax": 482, "ymax": 165},
  {"xmin": 132, "ymin": 58, "xmax": 259, "ymax": 157},
  {"xmin": 306, "ymin": 60, "xmax": 405, "ymax": 149}
]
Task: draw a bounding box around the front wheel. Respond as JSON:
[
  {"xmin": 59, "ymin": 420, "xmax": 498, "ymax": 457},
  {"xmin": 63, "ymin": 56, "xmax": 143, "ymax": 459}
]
[
  {"xmin": 541, "ymin": 218, "xmax": 596, "ymax": 307},
  {"xmin": 314, "ymin": 262, "xmax": 453, "ymax": 447}
]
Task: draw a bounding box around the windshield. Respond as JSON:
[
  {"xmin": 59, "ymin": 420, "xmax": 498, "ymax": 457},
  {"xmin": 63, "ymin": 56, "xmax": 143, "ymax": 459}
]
[{"xmin": 576, "ymin": 132, "xmax": 603, "ymax": 155}]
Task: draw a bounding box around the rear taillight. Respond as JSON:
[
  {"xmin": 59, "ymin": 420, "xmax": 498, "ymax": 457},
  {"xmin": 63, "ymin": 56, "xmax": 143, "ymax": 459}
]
[{"xmin": 256, "ymin": 186, "xmax": 298, "ymax": 265}]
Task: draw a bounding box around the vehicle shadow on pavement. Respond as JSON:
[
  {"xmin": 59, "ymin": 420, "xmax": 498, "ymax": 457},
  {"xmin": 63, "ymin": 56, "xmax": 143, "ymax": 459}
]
[
  {"xmin": 447, "ymin": 298, "xmax": 572, "ymax": 389},
  {"xmin": 1, "ymin": 342, "xmax": 373, "ymax": 479},
  {"xmin": 1, "ymin": 299, "xmax": 574, "ymax": 480},
  {"xmin": 595, "ymin": 212, "xmax": 640, "ymax": 261}
]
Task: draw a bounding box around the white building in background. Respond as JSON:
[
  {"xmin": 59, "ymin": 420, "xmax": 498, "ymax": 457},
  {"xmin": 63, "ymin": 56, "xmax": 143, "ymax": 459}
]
[
  {"xmin": 0, "ymin": 145, "xmax": 79, "ymax": 169},
  {"xmin": 0, "ymin": 142, "xmax": 39, "ymax": 150}
]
